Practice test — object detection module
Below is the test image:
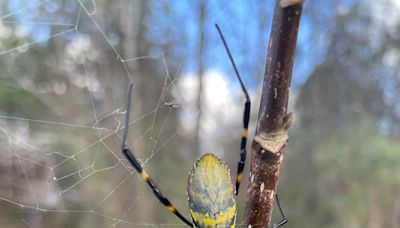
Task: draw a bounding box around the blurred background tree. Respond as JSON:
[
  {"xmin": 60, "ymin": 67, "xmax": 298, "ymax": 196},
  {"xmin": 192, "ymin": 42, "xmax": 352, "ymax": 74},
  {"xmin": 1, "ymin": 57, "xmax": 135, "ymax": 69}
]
[{"xmin": 0, "ymin": 0, "xmax": 399, "ymax": 227}]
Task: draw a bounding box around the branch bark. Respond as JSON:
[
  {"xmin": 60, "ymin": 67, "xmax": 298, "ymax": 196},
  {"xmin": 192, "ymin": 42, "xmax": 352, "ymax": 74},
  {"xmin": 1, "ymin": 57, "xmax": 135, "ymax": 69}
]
[{"xmin": 244, "ymin": 1, "xmax": 304, "ymax": 227}]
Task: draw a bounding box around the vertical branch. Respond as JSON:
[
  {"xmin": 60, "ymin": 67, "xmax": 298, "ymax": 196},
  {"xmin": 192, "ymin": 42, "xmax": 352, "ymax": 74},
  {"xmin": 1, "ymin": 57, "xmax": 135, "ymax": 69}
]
[{"xmin": 244, "ymin": 1, "xmax": 304, "ymax": 227}]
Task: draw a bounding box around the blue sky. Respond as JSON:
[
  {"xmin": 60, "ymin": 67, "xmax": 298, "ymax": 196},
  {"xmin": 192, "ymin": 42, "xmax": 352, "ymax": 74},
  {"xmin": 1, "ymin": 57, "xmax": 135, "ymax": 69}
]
[
  {"xmin": 148, "ymin": 0, "xmax": 335, "ymax": 90},
  {"xmin": 2, "ymin": 0, "xmax": 344, "ymax": 91}
]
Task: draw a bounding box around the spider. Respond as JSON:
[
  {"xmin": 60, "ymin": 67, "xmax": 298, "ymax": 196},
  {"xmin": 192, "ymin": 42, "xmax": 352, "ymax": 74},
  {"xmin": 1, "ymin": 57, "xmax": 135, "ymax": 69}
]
[{"xmin": 121, "ymin": 24, "xmax": 287, "ymax": 228}]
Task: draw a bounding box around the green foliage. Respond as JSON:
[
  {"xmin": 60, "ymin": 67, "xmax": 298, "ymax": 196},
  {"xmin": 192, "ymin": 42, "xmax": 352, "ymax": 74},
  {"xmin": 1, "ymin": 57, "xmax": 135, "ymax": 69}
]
[
  {"xmin": 314, "ymin": 121, "xmax": 400, "ymax": 227},
  {"xmin": 0, "ymin": 82, "xmax": 51, "ymax": 117},
  {"xmin": 316, "ymin": 121, "xmax": 400, "ymax": 186},
  {"xmin": 284, "ymin": 120, "xmax": 400, "ymax": 228}
]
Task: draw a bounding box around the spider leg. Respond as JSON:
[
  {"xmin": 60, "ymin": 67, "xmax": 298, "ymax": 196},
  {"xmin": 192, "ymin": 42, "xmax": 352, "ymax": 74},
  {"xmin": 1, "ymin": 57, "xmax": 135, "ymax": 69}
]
[
  {"xmin": 272, "ymin": 193, "xmax": 288, "ymax": 228},
  {"xmin": 236, "ymin": 100, "xmax": 250, "ymax": 195},
  {"xmin": 121, "ymin": 84, "xmax": 193, "ymax": 227},
  {"xmin": 215, "ymin": 24, "xmax": 251, "ymax": 195}
]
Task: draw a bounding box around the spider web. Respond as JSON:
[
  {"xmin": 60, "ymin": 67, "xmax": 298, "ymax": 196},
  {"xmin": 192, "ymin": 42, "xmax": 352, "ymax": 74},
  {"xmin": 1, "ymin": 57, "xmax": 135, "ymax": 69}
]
[{"xmin": 0, "ymin": 0, "xmax": 252, "ymax": 227}]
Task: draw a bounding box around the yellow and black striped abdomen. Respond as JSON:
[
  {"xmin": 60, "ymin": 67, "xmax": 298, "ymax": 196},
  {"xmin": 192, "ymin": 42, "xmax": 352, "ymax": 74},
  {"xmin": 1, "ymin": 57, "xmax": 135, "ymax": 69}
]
[{"xmin": 188, "ymin": 153, "xmax": 236, "ymax": 228}]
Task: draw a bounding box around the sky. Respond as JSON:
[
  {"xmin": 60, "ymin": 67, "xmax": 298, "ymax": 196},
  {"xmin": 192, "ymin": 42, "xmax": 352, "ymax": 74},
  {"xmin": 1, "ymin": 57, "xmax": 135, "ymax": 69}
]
[
  {"xmin": 2, "ymin": 0, "xmax": 320, "ymax": 91},
  {"xmin": 7, "ymin": 0, "xmax": 399, "ymax": 92},
  {"xmin": 176, "ymin": 70, "xmax": 244, "ymax": 153}
]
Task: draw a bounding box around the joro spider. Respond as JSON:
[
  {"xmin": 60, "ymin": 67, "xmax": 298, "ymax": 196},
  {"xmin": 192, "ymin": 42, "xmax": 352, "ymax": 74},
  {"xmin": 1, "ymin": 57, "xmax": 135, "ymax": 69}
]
[{"xmin": 121, "ymin": 24, "xmax": 287, "ymax": 228}]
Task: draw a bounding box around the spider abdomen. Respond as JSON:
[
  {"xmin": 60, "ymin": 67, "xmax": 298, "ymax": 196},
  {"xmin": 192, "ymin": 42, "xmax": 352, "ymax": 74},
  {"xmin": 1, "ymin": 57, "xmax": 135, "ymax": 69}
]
[{"xmin": 188, "ymin": 153, "xmax": 236, "ymax": 228}]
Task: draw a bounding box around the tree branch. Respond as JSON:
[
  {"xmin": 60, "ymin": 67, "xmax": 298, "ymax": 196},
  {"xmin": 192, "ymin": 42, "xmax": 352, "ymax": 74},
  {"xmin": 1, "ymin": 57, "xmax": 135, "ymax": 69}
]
[{"xmin": 244, "ymin": 1, "xmax": 304, "ymax": 227}]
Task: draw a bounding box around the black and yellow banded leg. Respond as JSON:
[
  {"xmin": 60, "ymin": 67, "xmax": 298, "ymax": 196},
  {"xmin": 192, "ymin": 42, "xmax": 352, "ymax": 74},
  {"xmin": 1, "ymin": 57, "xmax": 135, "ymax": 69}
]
[
  {"xmin": 215, "ymin": 24, "xmax": 251, "ymax": 196},
  {"xmin": 236, "ymin": 100, "xmax": 250, "ymax": 195},
  {"xmin": 122, "ymin": 84, "xmax": 193, "ymax": 227},
  {"xmin": 122, "ymin": 147, "xmax": 193, "ymax": 226}
]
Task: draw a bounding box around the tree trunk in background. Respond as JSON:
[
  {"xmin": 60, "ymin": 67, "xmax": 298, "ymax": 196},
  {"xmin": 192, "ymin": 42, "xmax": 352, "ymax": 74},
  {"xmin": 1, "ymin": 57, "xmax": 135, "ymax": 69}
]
[
  {"xmin": 367, "ymin": 188, "xmax": 383, "ymax": 228},
  {"xmin": 244, "ymin": 1, "xmax": 303, "ymax": 227},
  {"xmin": 194, "ymin": 0, "xmax": 206, "ymax": 156}
]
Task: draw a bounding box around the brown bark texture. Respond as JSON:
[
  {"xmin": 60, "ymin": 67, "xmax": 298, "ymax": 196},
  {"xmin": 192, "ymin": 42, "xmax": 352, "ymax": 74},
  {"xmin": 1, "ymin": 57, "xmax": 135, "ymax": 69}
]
[{"xmin": 243, "ymin": 1, "xmax": 304, "ymax": 227}]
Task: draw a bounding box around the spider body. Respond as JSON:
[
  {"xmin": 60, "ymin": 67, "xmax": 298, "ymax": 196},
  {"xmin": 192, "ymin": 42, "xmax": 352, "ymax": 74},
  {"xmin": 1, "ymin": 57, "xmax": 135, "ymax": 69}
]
[{"xmin": 188, "ymin": 153, "xmax": 236, "ymax": 228}]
